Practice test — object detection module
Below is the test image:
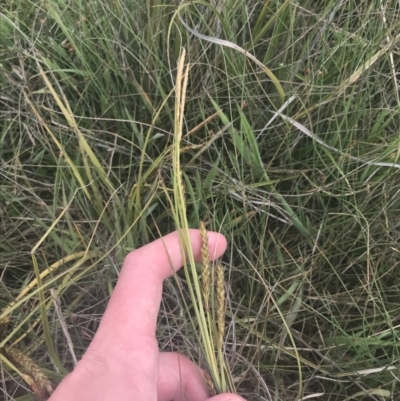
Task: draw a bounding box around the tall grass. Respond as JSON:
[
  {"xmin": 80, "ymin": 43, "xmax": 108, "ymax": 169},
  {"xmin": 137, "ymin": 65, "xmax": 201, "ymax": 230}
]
[{"xmin": 1, "ymin": 1, "xmax": 400, "ymax": 400}]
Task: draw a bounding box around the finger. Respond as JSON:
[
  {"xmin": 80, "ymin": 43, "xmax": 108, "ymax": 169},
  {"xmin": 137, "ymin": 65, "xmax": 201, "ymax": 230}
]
[
  {"xmin": 157, "ymin": 352, "xmax": 209, "ymax": 401},
  {"xmin": 91, "ymin": 229, "xmax": 227, "ymax": 351},
  {"xmin": 207, "ymin": 395, "xmax": 248, "ymax": 401},
  {"xmin": 157, "ymin": 353, "xmax": 249, "ymax": 401}
]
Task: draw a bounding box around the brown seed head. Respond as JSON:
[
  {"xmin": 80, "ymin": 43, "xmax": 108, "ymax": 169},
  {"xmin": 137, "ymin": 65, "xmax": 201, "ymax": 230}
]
[
  {"xmin": 204, "ymin": 370, "xmax": 218, "ymax": 396},
  {"xmin": 216, "ymin": 262, "xmax": 226, "ymax": 347},
  {"xmin": 200, "ymin": 221, "xmax": 211, "ymax": 312},
  {"xmin": 3, "ymin": 345, "xmax": 53, "ymax": 400}
]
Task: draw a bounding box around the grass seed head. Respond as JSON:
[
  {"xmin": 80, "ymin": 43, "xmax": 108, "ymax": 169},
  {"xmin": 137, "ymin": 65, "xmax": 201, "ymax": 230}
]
[
  {"xmin": 200, "ymin": 221, "xmax": 211, "ymax": 312},
  {"xmin": 216, "ymin": 261, "xmax": 226, "ymax": 348},
  {"xmin": 3, "ymin": 345, "xmax": 53, "ymax": 400},
  {"xmin": 204, "ymin": 369, "xmax": 218, "ymax": 396}
]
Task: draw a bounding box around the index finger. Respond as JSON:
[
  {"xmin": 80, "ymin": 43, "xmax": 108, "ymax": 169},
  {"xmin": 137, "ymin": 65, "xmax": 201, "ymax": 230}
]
[{"xmin": 91, "ymin": 229, "xmax": 227, "ymax": 351}]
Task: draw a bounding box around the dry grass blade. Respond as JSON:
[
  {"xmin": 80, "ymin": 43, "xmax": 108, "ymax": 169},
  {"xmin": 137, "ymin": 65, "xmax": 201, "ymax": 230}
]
[
  {"xmin": 36, "ymin": 62, "xmax": 115, "ymax": 193},
  {"xmin": 177, "ymin": 11, "xmax": 285, "ymax": 104}
]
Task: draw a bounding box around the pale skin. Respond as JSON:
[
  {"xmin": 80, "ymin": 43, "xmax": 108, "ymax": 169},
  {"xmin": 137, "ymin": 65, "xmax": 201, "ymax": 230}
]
[{"xmin": 49, "ymin": 229, "xmax": 247, "ymax": 401}]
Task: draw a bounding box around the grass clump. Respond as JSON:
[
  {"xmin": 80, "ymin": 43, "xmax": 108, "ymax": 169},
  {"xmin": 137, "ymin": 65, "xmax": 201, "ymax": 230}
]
[{"xmin": 1, "ymin": 1, "xmax": 400, "ymax": 400}]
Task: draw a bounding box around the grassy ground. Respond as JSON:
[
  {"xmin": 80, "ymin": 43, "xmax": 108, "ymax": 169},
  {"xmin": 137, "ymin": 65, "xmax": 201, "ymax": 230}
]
[{"xmin": 1, "ymin": 0, "xmax": 400, "ymax": 400}]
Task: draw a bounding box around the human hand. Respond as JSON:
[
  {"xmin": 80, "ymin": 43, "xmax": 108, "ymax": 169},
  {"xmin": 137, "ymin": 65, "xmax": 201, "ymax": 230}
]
[{"xmin": 49, "ymin": 229, "xmax": 247, "ymax": 401}]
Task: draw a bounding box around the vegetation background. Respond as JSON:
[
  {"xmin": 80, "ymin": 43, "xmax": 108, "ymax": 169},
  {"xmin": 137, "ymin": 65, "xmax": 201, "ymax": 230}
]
[{"xmin": 1, "ymin": 0, "xmax": 400, "ymax": 400}]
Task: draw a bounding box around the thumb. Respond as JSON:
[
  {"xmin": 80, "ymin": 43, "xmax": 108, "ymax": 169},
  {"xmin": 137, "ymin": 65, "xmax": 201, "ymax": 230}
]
[{"xmin": 207, "ymin": 394, "xmax": 248, "ymax": 401}]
